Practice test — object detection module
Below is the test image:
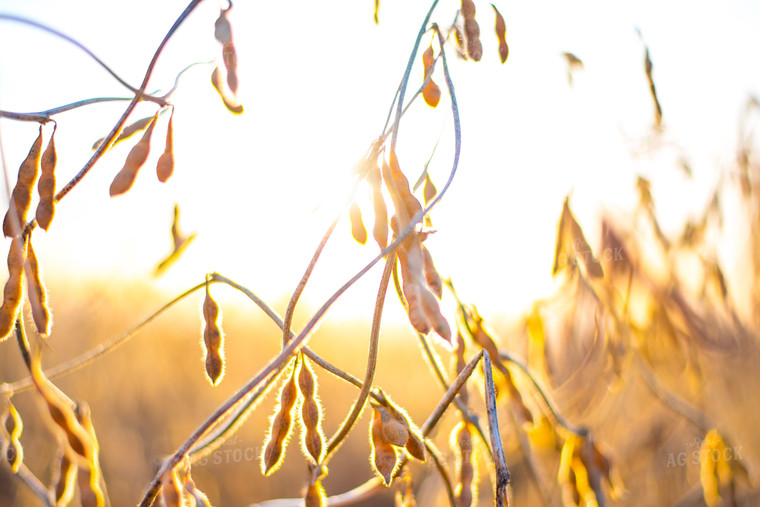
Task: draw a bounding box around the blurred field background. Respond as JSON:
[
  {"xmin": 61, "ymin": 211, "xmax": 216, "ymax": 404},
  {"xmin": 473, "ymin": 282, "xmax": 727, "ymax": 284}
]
[{"xmin": 1, "ymin": 0, "xmax": 760, "ymax": 506}]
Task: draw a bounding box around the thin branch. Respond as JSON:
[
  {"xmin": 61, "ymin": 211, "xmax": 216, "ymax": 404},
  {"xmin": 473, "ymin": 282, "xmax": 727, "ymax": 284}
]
[
  {"xmin": 633, "ymin": 351, "xmax": 711, "ymax": 432},
  {"xmin": 425, "ymin": 439, "xmax": 457, "ymax": 507},
  {"xmin": 188, "ymin": 364, "xmax": 283, "ymax": 462},
  {"xmin": 0, "ymin": 14, "xmax": 159, "ymax": 102},
  {"xmin": 11, "ymin": 462, "xmax": 55, "ymax": 507},
  {"xmin": 483, "ymin": 352, "xmax": 510, "ymax": 506},
  {"xmin": 281, "ymin": 215, "xmax": 341, "ymax": 347},
  {"xmin": 421, "ymin": 349, "xmax": 483, "ymax": 435},
  {"xmin": 499, "ymin": 350, "xmax": 588, "ymax": 437},
  {"xmin": 390, "ymin": 1, "xmax": 440, "ymax": 152},
  {"xmin": 0, "ymin": 97, "xmax": 133, "ymax": 123},
  {"xmin": 7, "ymin": 280, "xmax": 207, "ymax": 394},
  {"xmin": 324, "ymin": 253, "xmax": 395, "ymax": 461},
  {"xmin": 52, "ymin": 0, "xmax": 204, "ymax": 205}
]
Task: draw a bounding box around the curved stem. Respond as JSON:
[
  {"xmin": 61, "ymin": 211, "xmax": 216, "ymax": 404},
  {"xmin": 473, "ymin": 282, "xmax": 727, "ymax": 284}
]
[
  {"xmin": 499, "ymin": 350, "xmax": 589, "ymax": 438},
  {"xmin": 7, "ymin": 281, "xmax": 207, "ymax": 394},
  {"xmin": 0, "ymin": 14, "xmax": 159, "ymax": 101},
  {"xmin": 281, "ymin": 215, "xmax": 341, "ymax": 347},
  {"xmin": 0, "ymin": 97, "xmax": 133, "ymax": 123},
  {"xmin": 390, "ymin": 0, "xmax": 440, "ymax": 152},
  {"xmin": 324, "ymin": 252, "xmax": 395, "ymax": 461},
  {"xmin": 53, "ymin": 0, "xmax": 204, "ymax": 205}
]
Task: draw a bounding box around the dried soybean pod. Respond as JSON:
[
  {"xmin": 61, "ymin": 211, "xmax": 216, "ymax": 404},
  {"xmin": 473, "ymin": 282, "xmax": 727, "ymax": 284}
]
[
  {"xmin": 370, "ymin": 404, "xmax": 399, "ymax": 486},
  {"xmin": 202, "ymin": 280, "xmax": 225, "ymax": 386},
  {"xmin": 214, "ymin": 8, "xmax": 232, "ymax": 44},
  {"xmin": 376, "ymin": 405, "xmax": 408, "ymax": 447},
  {"xmin": 492, "ymin": 4, "xmax": 509, "ymax": 63},
  {"xmin": 92, "ymin": 115, "xmax": 154, "ymax": 150},
  {"xmin": 349, "ymin": 201, "xmax": 368, "ymax": 245},
  {"xmin": 0, "ymin": 238, "xmax": 27, "ymax": 342},
  {"xmin": 1, "ymin": 398, "xmax": 23, "ymax": 473},
  {"xmin": 211, "ymin": 66, "xmax": 244, "ymax": 114},
  {"xmin": 160, "ymin": 468, "xmax": 183, "ymax": 507},
  {"xmin": 109, "ymin": 113, "xmax": 158, "ymax": 197},
  {"xmin": 261, "ymin": 358, "xmax": 299, "ymax": 476},
  {"xmin": 421, "ymin": 45, "xmax": 441, "ymax": 108},
  {"xmin": 73, "ymin": 402, "xmax": 105, "ymax": 507},
  {"xmin": 29, "ymin": 348, "xmax": 95, "ymax": 466},
  {"xmin": 36, "ymin": 125, "xmax": 57, "ymax": 231},
  {"xmin": 419, "ymin": 286, "xmax": 451, "ymax": 343},
  {"xmin": 461, "ymin": 0, "xmax": 476, "ymax": 18},
  {"xmin": 223, "ymin": 41, "xmax": 239, "ymax": 93},
  {"xmin": 182, "ymin": 469, "xmax": 214, "ymax": 507},
  {"xmin": 384, "ymin": 397, "xmax": 426, "ymax": 462},
  {"xmin": 77, "ymin": 462, "xmax": 105, "ymax": 507},
  {"xmin": 420, "ymin": 245, "xmax": 442, "ymax": 299},
  {"xmin": 369, "ymin": 162, "xmax": 389, "ymax": 249},
  {"xmin": 156, "ymin": 109, "xmax": 175, "ymax": 183},
  {"xmin": 298, "ymin": 356, "xmax": 325, "ymax": 464},
  {"xmin": 53, "ymin": 450, "xmax": 77, "ymax": 505},
  {"xmin": 305, "ymin": 480, "xmax": 327, "ymax": 507},
  {"xmin": 25, "ymin": 239, "xmax": 51, "ymax": 336},
  {"xmin": 3, "ymin": 128, "xmax": 42, "ymax": 237},
  {"xmin": 452, "ymin": 421, "xmax": 476, "ymax": 507}
]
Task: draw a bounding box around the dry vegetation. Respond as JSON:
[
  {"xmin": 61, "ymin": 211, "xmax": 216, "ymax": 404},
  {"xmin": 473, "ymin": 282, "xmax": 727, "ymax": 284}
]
[{"xmin": 1, "ymin": 1, "xmax": 759, "ymax": 506}]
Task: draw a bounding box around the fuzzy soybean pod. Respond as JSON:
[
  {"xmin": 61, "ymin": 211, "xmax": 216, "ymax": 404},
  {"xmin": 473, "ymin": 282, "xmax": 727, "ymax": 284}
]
[
  {"xmin": 3, "ymin": 128, "xmax": 42, "ymax": 237},
  {"xmin": 421, "ymin": 44, "xmax": 441, "ymax": 108},
  {"xmin": 202, "ymin": 282, "xmax": 225, "ymax": 386},
  {"xmin": 298, "ymin": 356, "xmax": 325, "ymax": 464},
  {"xmin": 53, "ymin": 450, "xmax": 77, "ymax": 506},
  {"xmin": 160, "ymin": 467, "xmax": 183, "ymax": 507},
  {"xmin": 452, "ymin": 421, "xmax": 476, "ymax": 507},
  {"xmin": 109, "ymin": 113, "xmax": 158, "ymax": 197},
  {"xmin": 261, "ymin": 359, "xmax": 299, "ymax": 476},
  {"xmin": 492, "ymin": 4, "xmax": 509, "ymax": 63},
  {"xmin": 368, "ymin": 161, "xmax": 389, "ymax": 249},
  {"xmin": 25, "ymin": 239, "xmax": 51, "ymax": 336},
  {"xmin": 36, "ymin": 127, "xmax": 57, "ymax": 231},
  {"xmin": 156, "ymin": 110, "xmax": 175, "ymax": 183},
  {"xmin": 0, "ymin": 395, "xmax": 23, "ymax": 473},
  {"xmin": 461, "ymin": 0, "xmax": 483, "ymax": 62},
  {"xmin": 305, "ymin": 480, "xmax": 327, "ymax": 507},
  {"xmin": 29, "ymin": 348, "xmax": 96, "ymax": 468},
  {"xmin": 0, "ymin": 238, "xmax": 27, "ymax": 342},
  {"xmin": 420, "ymin": 244, "xmax": 443, "ymax": 299},
  {"xmin": 75, "ymin": 402, "xmax": 105, "ymax": 507},
  {"xmin": 349, "ymin": 201, "xmax": 368, "ymax": 245},
  {"xmin": 370, "ymin": 403, "xmax": 399, "ymax": 486}
]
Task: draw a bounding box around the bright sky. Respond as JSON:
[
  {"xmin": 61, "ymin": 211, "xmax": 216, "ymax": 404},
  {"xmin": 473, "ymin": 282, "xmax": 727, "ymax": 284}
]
[{"xmin": 1, "ymin": 0, "xmax": 759, "ymax": 326}]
